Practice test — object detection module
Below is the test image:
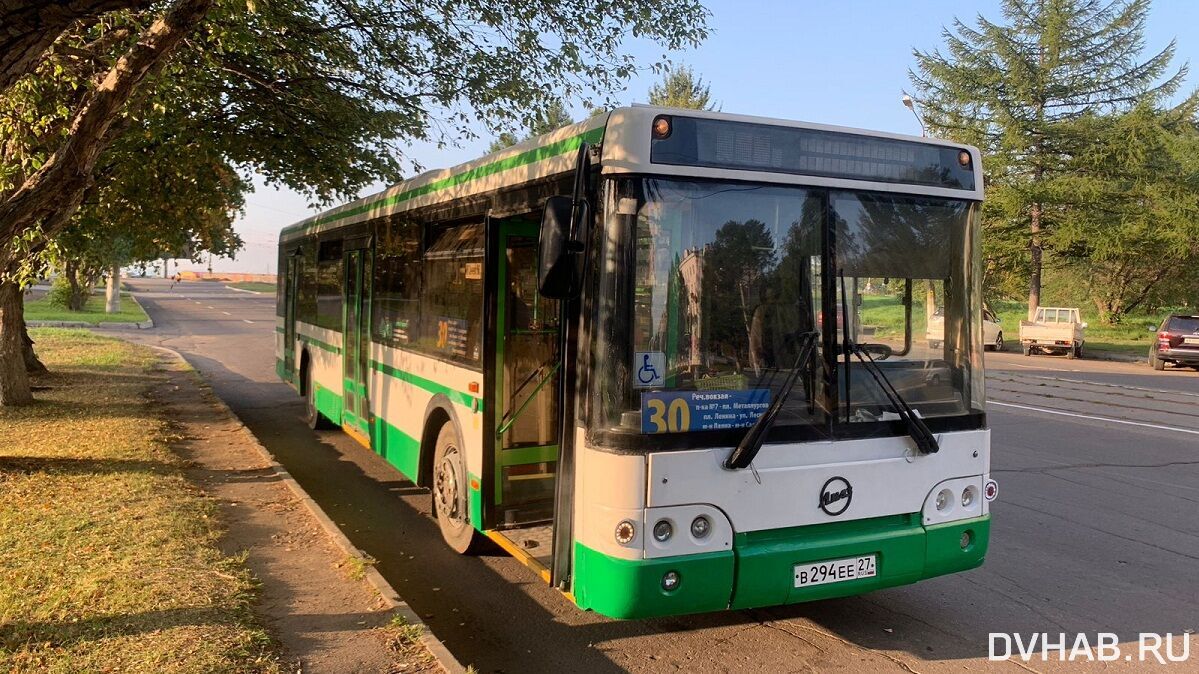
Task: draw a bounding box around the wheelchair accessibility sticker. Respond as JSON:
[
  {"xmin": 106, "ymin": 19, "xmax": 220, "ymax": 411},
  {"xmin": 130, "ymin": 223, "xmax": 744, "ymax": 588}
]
[{"xmin": 633, "ymin": 351, "xmax": 665, "ymax": 388}]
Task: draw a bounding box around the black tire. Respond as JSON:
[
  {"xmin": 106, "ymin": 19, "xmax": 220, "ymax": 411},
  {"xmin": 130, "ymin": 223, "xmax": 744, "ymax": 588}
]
[
  {"xmin": 432, "ymin": 423, "xmax": 479, "ymax": 554},
  {"xmin": 304, "ymin": 362, "xmax": 333, "ymax": 430},
  {"xmin": 1151, "ymin": 350, "xmax": 1166, "ymax": 371},
  {"xmin": 1022, "ymin": 344, "xmax": 1032, "ymax": 356},
  {"xmin": 994, "ymin": 332, "xmax": 1005, "ymax": 352}
]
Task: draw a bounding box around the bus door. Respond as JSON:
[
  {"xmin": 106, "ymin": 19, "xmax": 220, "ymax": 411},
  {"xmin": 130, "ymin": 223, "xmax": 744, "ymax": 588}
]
[
  {"xmin": 283, "ymin": 253, "xmax": 299, "ymax": 376},
  {"xmin": 494, "ymin": 220, "xmax": 560, "ymax": 529},
  {"xmin": 341, "ymin": 245, "xmax": 372, "ymax": 441}
]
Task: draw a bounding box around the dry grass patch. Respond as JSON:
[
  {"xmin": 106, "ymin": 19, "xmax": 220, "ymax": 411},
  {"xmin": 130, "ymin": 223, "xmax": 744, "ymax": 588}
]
[{"xmin": 0, "ymin": 329, "xmax": 281, "ymax": 673}]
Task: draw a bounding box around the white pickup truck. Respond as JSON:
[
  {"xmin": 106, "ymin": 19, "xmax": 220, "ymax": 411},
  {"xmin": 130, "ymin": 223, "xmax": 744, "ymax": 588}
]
[{"xmin": 1019, "ymin": 307, "xmax": 1087, "ymax": 358}]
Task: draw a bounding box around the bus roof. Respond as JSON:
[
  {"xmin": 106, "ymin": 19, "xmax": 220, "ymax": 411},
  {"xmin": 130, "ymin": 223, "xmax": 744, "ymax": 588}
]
[{"xmin": 279, "ymin": 105, "xmax": 983, "ymax": 243}]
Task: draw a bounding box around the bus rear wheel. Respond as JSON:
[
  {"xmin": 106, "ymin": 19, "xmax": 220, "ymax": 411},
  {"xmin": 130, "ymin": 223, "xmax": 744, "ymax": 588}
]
[
  {"xmin": 304, "ymin": 363, "xmax": 333, "ymax": 430},
  {"xmin": 432, "ymin": 424, "xmax": 479, "ymax": 554}
]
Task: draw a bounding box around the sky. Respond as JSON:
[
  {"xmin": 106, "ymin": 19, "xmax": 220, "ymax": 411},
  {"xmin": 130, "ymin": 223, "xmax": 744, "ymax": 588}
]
[{"xmin": 174, "ymin": 0, "xmax": 1199, "ymax": 275}]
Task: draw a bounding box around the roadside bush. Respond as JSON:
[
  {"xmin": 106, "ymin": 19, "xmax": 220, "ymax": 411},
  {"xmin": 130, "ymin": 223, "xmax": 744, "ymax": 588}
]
[{"xmin": 45, "ymin": 277, "xmax": 89, "ymax": 311}]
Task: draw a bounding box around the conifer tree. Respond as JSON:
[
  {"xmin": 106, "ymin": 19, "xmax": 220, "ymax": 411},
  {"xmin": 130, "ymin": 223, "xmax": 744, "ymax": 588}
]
[
  {"xmin": 909, "ymin": 0, "xmax": 1186, "ymax": 317},
  {"xmin": 648, "ymin": 64, "xmax": 716, "ymax": 110}
]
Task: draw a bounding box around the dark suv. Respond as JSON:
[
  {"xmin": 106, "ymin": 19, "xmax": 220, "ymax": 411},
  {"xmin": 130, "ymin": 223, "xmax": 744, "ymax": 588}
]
[{"xmin": 1149, "ymin": 314, "xmax": 1199, "ymax": 371}]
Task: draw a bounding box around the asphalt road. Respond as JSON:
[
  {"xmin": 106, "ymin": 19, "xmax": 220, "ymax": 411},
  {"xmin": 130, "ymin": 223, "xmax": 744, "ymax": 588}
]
[{"xmin": 120, "ymin": 278, "xmax": 1199, "ymax": 673}]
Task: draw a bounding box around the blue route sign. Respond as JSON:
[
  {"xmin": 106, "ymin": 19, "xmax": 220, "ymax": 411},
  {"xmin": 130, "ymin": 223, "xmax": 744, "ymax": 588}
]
[{"xmin": 640, "ymin": 389, "xmax": 771, "ymax": 434}]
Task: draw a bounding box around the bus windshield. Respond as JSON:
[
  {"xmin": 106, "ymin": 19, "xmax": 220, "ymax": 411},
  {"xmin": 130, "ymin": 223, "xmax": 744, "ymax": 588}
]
[{"xmin": 590, "ymin": 177, "xmax": 984, "ymax": 447}]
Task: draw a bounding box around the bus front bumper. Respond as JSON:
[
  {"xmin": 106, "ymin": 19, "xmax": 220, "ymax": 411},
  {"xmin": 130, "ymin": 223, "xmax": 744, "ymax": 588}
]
[{"xmin": 572, "ymin": 513, "xmax": 989, "ymax": 619}]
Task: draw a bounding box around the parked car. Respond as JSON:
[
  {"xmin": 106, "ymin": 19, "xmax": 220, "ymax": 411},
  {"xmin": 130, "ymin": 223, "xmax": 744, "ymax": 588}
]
[
  {"xmin": 926, "ymin": 306, "xmax": 1005, "ymax": 351},
  {"xmin": 1019, "ymin": 307, "xmax": 1087, "ymax": 358},
  {"xmin": 1148, "ymin": 314, "xmax": 1199, "ymax": 371}
]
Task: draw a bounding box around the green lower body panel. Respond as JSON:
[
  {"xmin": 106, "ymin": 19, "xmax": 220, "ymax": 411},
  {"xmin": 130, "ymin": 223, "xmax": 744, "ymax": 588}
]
[
  {"xmin": 370, "ymin": 417, "xmax": 421, "ymax": 482},
  {"xmin": 571, "ymin": 514, "xmax": 990, "ymax": 619},
  {"xmin": 732, "ymin": 514, "xmax": 990, "ymax": 609},
  {"xmin": 313, "ymin": 383, "xmax": 343, "ymax": 425},
  {"xmin": 573, "ymin": 543, "xmax": 735, "ymax": 619}
]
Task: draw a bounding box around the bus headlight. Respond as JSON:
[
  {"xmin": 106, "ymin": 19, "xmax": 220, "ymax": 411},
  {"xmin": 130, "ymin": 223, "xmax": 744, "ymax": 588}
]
[
  {"xmin": 614, "ymin": 520, "xmax": 636, "ymax": 545},
  {"xmin": 653, "ymin": 519, "xmax": 673, "ymax": 542},
  {"xmin": 935, "ymin": 489, "xmax": 952, "ymax": 511},
  {"xmin": 961, "ymin": 486, "xmax": 977, "ymax": 508},
  {"xmin": 690, "ymin": 516, "xmax": 711, "ymax": 539}
]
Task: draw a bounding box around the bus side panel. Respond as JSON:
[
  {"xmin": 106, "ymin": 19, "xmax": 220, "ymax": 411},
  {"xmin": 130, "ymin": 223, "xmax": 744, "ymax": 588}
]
[
  {"xmin": 369, "ymin": 342, "xmax": 485, "ymax": 526},
  {"xmin": 275, "ymin": 319, "xmax": 292, "ymax": 388},
  {"xmin": 297, "ymin": 321, "xmax": 345, "ymax": 423}
]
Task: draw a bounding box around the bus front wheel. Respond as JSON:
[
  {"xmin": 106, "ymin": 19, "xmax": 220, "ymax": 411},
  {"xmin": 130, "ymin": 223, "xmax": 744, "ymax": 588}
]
[{"xmin": 432, "ymin": 424, "xmax": 479, "ymax": 554}]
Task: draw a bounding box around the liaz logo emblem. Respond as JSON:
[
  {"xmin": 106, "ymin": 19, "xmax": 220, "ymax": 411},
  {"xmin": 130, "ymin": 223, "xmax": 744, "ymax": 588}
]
[{"xmin": 818, "ymin": 476, "xmax": 852, "ymax": 516}]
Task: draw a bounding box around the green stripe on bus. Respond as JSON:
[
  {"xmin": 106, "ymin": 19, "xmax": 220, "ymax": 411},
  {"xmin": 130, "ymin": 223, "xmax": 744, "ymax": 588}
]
[
  {"xmin": 282, "ymin": 126, "xmax": 604, "ymax": 238},
  {"xmin": 299, "ymin": 333, "xmax": 341, "ymax": 354},
  {"xmin": 370, "ymin": 360, "xmax": 482, "ymax": 411},
  {"xmin": 500, "ymin": 444, "xmax": 558, "ymax": 465},
  {"xmin": 371, "ymin": 416, "xmax": 421, "ymax": 482},
  {"xmin": 313, "ymin": 383, "xmax": 343, "ymax": 424},
  {"xmin": 573, "ymin": 543, "xmax": 735, "ymax": 619}
]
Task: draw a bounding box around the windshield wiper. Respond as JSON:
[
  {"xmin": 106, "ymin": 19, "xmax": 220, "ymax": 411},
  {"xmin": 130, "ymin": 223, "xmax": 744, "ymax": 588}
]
[
  {"xmin": 849, "ymin": 344, "xmax": 939, "ymax": 454},
  {"xmin": 724, "ymin": 331, "xmax": 820, "ymax": 470}
]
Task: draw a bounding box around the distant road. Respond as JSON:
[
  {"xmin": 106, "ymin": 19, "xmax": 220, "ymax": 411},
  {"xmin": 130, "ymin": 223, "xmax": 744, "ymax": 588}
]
[{"xmin": 121, "ymin": 277, "xmax": 1199, "ymax": 673}]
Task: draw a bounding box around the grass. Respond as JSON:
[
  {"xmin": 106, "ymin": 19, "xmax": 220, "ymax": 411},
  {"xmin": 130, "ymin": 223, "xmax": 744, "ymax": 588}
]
[
  {"xmin": 24, "ymin": 292, "xmax": 149, "ymax": 324},
  {"xmin": 0, "ymin": 329, "xmax": 281, "ymax": 673},
  {"xmin": 856, "ymin": 294, "xmax": 1158, "ymax": 358},
  {"xmin": 226, "ymin": 282, "xmax": 276, "ymax": 295},
  {"xmin": 382, "ymin": 615, "xmax": 432, "ymax": 667}
]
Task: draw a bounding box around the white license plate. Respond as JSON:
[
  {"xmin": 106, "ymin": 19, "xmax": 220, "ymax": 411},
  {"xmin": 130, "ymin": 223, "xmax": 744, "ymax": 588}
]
[
  {"xmin": 794, "ymin": 554, "xmax": 877, "ymax": 588},
  {"xmin": 1184, "ymin": 337, "xmax": 1199, "ymax": 345}
]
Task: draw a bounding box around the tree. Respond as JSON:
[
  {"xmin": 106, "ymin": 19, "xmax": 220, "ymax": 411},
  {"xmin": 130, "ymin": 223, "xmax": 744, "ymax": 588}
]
[
  {"xmin": 1054, "ymin": 103, "xmax": 1199, "ymax": 323},
  {"xmin": 647, "ymin": 64, "xmax": 715, "ymax": 110},
  {"xmin": 0, "ymin": 0, "xmax": 710, "ymax": 405},
  {"xmin": 488, "ymin": 99, "xmax": 574, "ymax": 152},
  {"xmin": 909, "ymin": 0, "xmax": 1186, "ymax": 318},
  {"xmin": 0, "ymin": 0, "xmax": 152, "ymax": 91}
]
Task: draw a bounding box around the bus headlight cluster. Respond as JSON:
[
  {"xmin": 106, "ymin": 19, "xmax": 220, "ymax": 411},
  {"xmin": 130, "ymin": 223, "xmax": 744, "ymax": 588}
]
[
  {"xmin": 639, "ymin": 506, "xmax": 732, "ymax": 559},
  {"xmin": 923, "ymin": 477, "xmax": 986, "ymax": 525}
]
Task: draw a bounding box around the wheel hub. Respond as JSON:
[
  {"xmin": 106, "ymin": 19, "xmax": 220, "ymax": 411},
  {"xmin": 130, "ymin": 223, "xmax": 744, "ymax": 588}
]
[{"xmin": 434, "ymin": 455, "xmax": 462, "ymax": 522}]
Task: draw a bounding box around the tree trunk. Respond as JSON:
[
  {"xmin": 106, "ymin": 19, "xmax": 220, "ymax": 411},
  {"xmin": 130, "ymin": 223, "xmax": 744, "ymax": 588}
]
[
  {"xmin": 0, "ymin": 1, "xmax": 153, "ymax": 93},
  {"xmin": 105, "ymin": 262, "xmax": 121, "ymax": 313},
  {"xmin": 18, "ymin": 289, "xmax": 48, "ymax": 374},
  {"xmin": 0, "ymin": 281, "xmax": 34, "ymax": 405},
  {"xmin": 1027, "ymin": 202, "xmax": 1043, "ymax": 321},
  {"xmin": 0, "ymin": 0, "xmax": 215, "ymax": 274}
]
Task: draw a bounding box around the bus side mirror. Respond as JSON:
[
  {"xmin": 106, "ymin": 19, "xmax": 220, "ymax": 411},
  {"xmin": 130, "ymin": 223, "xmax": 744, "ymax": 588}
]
[{"xmin": 537, "ymin": 195, "xmax": 587, "ymax": 299}]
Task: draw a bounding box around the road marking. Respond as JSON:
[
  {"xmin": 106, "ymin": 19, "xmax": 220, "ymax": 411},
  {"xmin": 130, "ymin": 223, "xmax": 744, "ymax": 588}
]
[
  {"xmin": 206, "ymin": 306, "xmax": 214, "ymax": 309},
  {"xmin": 222, "ymin": 311, "xmax": 231, "ymax": 315},
  {"xmin": 1015, "ymin": 374, "xmax": 1199, "ymax": 399},
  {"xmin": 243, "ymin": 319, "xmax": 253, "ymax": 324},
  {"xmin": 990, "ymin": 401, "xmax": 1199, "ymax": 436}
]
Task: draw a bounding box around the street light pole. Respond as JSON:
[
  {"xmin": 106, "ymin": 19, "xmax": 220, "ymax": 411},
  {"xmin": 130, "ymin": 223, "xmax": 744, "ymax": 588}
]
[{"xmin": 902, "ymin": 94, "xmax": 926, "ymax": 137}]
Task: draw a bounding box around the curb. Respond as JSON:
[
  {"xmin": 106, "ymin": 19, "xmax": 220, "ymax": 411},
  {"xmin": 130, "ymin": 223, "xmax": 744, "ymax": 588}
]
[
  {"xmin": 145, "ymin": 344, "xmax": 465, "ymax": 674},
  {"xmin": 28, "ymin": 319, "xmax": 154, "ymax": 329},
  {"xmin": 225, "ymin": 284, "xmax": 268, "ymax": 295}
]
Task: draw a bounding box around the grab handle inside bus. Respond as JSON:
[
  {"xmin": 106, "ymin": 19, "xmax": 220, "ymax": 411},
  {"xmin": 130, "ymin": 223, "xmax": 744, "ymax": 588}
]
[{"xmin": 537, "ymin": 143, "xmax": 592, "ymax": 299}]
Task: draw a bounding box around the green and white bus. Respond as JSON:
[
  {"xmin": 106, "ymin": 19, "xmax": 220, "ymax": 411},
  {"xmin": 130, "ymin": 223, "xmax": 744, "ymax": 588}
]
[{"xmin": 275, "ymin": 105, "xmax": 997, "ymax": 619}]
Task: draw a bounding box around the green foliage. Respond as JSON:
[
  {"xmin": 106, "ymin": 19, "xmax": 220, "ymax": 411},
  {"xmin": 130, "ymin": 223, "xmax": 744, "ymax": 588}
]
[
  {"xmin": 1053, "ymin": 103, "xmax": 1199, "ymax": 322},
  {"xmin": 45, "ymin": 277, "xmax": 87, "ymax": 311},
  {"xmin": 488, "ymin": 99, "xmax": 575, "ymax": 152},
  {"xmin": 2, "ymin": 0, "xmax": 712, "ymax": 275},
  {"xmin": 909, "ymin": 0, "xmax": 1188, "ymax": 313},
  {"xmin": 647, "ymin": 64, "xmax": 716, "ymax": 110}
]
